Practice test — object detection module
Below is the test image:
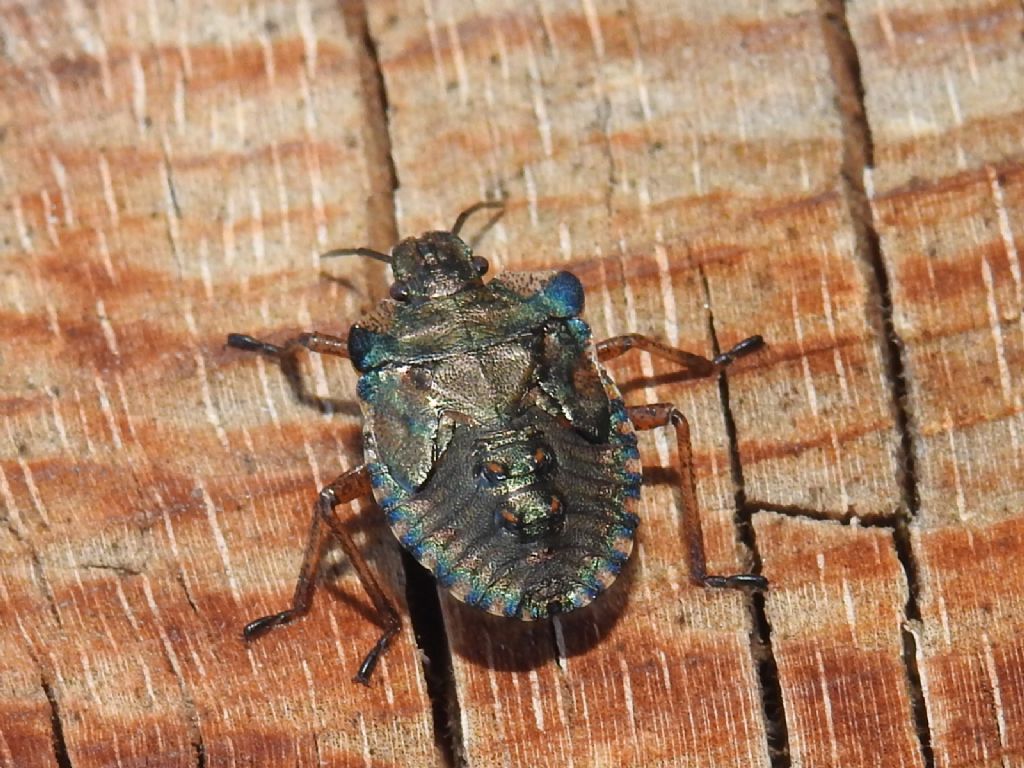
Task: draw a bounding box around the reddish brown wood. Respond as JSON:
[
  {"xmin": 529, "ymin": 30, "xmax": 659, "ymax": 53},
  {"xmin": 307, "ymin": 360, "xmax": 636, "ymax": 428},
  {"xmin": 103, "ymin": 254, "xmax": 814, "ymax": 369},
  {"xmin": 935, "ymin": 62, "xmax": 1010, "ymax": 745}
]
[
  {"xmin": 754, "ymin": 513, "xmax": 923, "ymax": 768},
  {"xmin": 367, "ymin": 0, "xmax": 900, "ymax": 765},
  {"xmin": 2, "ymin": 0, "xmax": 1022, "ymax": 766},
  {"xmin": 850, "ymin": 0, "xmax": 1024, "ymax": 194},
  {"xmin": 0, "ymin": 1, "xmax": 438, "ymax": 766},
  {"xmin": 851, "ymin": 2, "xmax": 1024, "ymax": 765},
  {"xmin": 871, "ymin": 169, "xmax": 1024, "ymax": 526},
  {"xmin": 913, "ymin": 518, "xmax": 1024, "ymax": 768},
  {"xmin": 704, "ymin": 188, "xmax": 904, "ymax": 518}
]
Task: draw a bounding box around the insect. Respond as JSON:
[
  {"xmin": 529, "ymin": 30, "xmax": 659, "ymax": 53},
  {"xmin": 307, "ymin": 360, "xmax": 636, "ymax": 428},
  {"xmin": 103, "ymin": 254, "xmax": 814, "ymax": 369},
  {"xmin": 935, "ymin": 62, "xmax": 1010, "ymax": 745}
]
[{"xmin": 227, "ymin": 201, "xmax": 767, "ymax": 685}]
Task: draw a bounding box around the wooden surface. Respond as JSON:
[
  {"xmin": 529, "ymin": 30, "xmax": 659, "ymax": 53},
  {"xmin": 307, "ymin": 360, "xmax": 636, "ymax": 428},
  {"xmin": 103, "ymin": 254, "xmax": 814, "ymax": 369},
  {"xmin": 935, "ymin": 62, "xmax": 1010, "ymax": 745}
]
[{"xmin": 1, "ymin": 1, "xmax": 1022, "ymax": 767}]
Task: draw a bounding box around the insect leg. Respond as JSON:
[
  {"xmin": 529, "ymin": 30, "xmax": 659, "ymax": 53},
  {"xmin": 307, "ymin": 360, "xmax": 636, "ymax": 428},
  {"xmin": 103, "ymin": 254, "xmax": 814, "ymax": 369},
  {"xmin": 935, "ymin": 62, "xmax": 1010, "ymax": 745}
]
[
  {"xmin": 242, "ymin": 465, "xmax": 402, "ymax": 685},
  {"xmin": 226, "ymin": 331, "xmax": 349, "ymax": 359},
  {"xmin": 628, "ymin": 404, "xmax": 767, "ymax": 591},
  {"xmin": 596, "ymin": 334, "xmax": 763, "ymax": 378}
]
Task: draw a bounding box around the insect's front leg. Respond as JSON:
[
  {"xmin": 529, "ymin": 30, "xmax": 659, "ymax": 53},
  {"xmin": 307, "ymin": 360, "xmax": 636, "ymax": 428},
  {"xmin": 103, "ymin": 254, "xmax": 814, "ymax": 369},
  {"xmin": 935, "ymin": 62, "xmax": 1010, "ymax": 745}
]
[
  {"xmin": 596, "ymin": 334, "xmax": 763, "ymax": 379},
  {"xmin": 628, "ymin": 404, "xmax": 767, "ymax": 591},
  {"xmin": 243, "ymin": 465, "xmax": 401, "ymax": 686},
  {"xmin": 227, "ymin": 330, "xmax": 349, "ymax": 359}
]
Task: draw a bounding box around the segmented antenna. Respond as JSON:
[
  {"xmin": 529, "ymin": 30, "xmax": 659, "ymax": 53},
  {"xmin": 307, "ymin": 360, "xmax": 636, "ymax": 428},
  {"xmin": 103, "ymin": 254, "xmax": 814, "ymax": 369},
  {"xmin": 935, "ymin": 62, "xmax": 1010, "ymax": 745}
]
[
  {"xmin": 320, "ymin": 247, "xmax": 392, "ymax": 263},
  {"xmin": 452, "ymin": 200, "xmax": 505, "ymax": 236}
]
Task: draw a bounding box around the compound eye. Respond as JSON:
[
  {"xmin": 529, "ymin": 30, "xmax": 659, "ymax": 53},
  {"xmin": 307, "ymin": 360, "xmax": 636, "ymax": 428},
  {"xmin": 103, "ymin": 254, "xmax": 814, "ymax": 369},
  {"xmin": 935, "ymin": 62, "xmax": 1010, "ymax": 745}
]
[
  {"xmin": 476, "ymin": 460, "xmax": 508, "ymax": 485},
  {"xmin": 389, "ymin": 281, "xmax": 410, "ymax": 302},
  {"xmin": 530, "ymin": 442, "xmax": 556, "ymax": 475},
  {"xmin": 471, "ymin": 256, "xmax": 489, "ymax": 276}
]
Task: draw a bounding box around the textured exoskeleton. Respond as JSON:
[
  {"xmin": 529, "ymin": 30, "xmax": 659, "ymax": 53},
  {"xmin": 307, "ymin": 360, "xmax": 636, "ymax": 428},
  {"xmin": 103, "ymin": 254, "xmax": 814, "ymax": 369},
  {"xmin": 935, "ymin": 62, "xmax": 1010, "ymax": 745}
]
[{"xmin": 227, "ymin": 202, "xmax": 766, "ymax": 684}]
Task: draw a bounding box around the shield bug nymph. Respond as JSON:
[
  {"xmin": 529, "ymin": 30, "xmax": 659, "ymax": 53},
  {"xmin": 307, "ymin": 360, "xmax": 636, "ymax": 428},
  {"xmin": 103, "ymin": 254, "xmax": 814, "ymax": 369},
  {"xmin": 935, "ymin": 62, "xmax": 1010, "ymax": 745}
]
[{"xmin": 227, "ymin": 201, "xmax": 766, "ymax": 685}]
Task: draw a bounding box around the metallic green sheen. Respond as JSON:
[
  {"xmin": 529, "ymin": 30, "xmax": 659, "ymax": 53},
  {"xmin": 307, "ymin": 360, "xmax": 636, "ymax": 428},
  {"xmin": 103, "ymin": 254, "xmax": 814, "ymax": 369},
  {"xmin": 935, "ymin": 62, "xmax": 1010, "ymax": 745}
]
[{"xmin": 353, "ymin": 234, "xmax": 640, "ymax": 619}]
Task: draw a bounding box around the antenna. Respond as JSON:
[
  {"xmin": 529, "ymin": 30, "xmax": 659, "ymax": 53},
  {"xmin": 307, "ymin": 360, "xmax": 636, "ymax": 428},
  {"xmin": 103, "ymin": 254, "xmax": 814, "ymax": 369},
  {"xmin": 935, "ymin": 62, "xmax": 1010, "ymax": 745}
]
[
  {"xmin": 451, "ymin": 200, "xmax": 505, "ymax": 236},
  {"xmin": 319, "ymin": 247, "xmax": 392, "ymax": 264}
]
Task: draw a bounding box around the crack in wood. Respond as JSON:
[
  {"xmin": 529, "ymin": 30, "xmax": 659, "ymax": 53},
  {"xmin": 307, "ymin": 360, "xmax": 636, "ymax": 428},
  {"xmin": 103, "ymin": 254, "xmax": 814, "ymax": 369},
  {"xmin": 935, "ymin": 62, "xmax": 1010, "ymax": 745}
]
[
  {"xmin": 30, "ymin": 549, "xmax": 62, "ymax": 629},
  {"xmin": 79, "ymin": 561, "xmax": 145, "ymax": 577},
  {"xmin": 177, "ymin": 571, "xmax": 201, "ymax": 615},
  {"xmin": 149, "ymin": 606, "xmax": 208, "ymax": 768},
  {"xmin": 161, "ymin": 146, "xmax": 183, "ymax": 221},
  {"xmin": 817, "ymin": 1, "xmax": 934, "ymax": 765},
  {"xmin": 743, "ymin": 500, "xmax": 900, "ymax": 528},
  {"xmin": 124, "ymin": 563, "xmax": 210, "ymax": 768},
  {"xmin": 700, "ymin": 268, "xmax": 792, "ymax": 768},
  {"xmin": 595, "ymin": 95, "xmax": 616, "ymax": 217},
  {"xmin": 342, "ymin": 4, "xmax": 464, "ymax": 765},
  {"xmin": 0, "ymin": 474, "xmax": 28, "ymax": 541},
  {"xmin": 172, "ymin": 667, "xmax": 206, "ymax": 767},
  {"xmin": 340, "ymin": 0, "xmax": 399, "ymax": 251},
  {"xmin": 158, "ymin": 143, "xmax": 186, "ymax": 281},
  {"xmin": 401, "ymin": 551, "xmax": 463, "ymax": 768},
  {"xmin": 41, "ymin": 675, "xmax": 73, "ymax": 768},
  {"xmin": 893, "ymin": 520, "xmax": 932, "ymax": 762}
]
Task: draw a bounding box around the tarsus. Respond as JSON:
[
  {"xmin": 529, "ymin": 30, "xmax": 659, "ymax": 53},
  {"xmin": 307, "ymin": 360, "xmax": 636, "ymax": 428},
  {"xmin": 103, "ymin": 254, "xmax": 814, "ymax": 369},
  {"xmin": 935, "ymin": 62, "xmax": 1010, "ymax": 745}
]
[{"xmin": 701, "ymin": 268, "xmax": 792, "ymax": 767}]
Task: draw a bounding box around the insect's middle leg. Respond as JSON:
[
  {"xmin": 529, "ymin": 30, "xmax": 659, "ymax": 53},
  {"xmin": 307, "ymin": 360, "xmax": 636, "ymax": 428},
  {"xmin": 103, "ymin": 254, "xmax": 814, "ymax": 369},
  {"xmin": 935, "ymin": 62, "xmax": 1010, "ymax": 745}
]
[
  {"xmin": 596, "ymin": 334, "xmax": 763, "ymax": 380},
  {"xmin": 243, "ymin": 465, "xmax": 401, "ymax": 685},
  {"xmin": 227, "ymin": 330, "xmax": 349, "ymax": 359},
  {"xmin": 628, "ymin": 404, "xmax": 767, "ymax": 591}
]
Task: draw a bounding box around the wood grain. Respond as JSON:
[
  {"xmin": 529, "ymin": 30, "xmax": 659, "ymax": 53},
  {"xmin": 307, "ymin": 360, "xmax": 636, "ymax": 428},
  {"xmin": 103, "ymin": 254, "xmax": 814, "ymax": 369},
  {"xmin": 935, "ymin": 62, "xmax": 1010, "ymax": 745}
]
[
  {"xmin": 852, "ymin": 2, "xmax": 1024, "ymax": 766},
  {"xmin": 368, "ymin": 0, "xmax": 900, "ymax": 766},
  {"xmin": 0, "ymin": 1, "xmax": 439, "ymax": 766},
  {"xmin": 870, "ymin": 169, "xmax": 1024, "ymax": 526},
  {"xmin": 754, "ymin": 513, "xmax": 921, "ymax": 768},
  {"xmin": 850, "ymin": 0, "xmax": 1024, "ymax": 194},
  {"xmin": 912, "ymin": 517, "xmax": 1024, "ymax": 768},
  {"xmin": 1, "ymin": 0, "xmax": 1022, "ymax": 766}
]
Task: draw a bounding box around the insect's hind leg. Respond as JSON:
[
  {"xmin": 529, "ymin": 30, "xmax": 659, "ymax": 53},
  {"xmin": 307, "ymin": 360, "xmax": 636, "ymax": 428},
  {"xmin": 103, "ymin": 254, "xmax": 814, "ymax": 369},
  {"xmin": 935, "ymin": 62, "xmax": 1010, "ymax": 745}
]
[
  {"xmin": 227, "ymin": 331, "xmax": 349, "ymax": 359},
  {"xmin": 596, "ymin": 334, "xmax": 763, "ymax": 379},
  {"xmin": 242, "ymin": 465, "xmax": 401, "ymax": 685},
  {"xmin": 628, "ymin": 404, "xmax": 767, "ymax": 591}
]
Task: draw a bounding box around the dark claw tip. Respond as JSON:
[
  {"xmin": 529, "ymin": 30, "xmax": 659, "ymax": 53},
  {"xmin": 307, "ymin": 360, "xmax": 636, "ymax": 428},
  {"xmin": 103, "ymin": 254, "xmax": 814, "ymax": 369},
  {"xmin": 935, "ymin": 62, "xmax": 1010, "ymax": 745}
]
[
  {"xmin": 242, "ymin": 614, "xmax": 282, "ymax": 640},
  {"xmin": 704, "ymin": 573, "xmax": 768, "ymax": 591},
  {"xmin": 741, "ymin": 335, "xmax": 765, "ymax": 351},
  {"xmin": 713, "ymin": 335, "xmax": 766, "ymax": 367},
  {"xmin": 728, "ymin": 335, "xmax": 765, "ymax": 357},
  {"xmin": 227, "ymin": 333, "xmax": 262, "ymax": 351},
  {"xmin": 352, "ymin": 673, "xmax": 372, "ymax": 688},
  {"xmin": 732, "ymin": 574, "xmax": 769, "ymax": 590}
]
